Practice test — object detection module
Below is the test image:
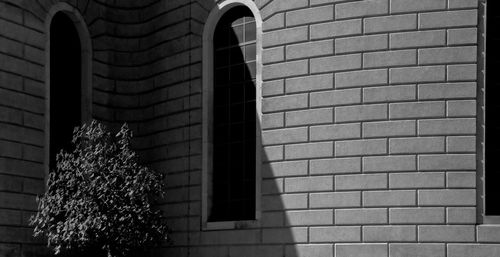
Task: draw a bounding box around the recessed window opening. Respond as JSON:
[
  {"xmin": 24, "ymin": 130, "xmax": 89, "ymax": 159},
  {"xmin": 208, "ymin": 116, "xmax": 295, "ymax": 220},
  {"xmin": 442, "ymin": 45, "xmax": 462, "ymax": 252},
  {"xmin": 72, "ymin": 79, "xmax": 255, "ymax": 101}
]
[
  {"xmin": 49, "ymin": 12, "xmax": 82, "ymax": 170},
  {"xmin": 209, "ymin": 6, "xmax": 257, "ymax": 222},
  {"xmin": 485, "ymin": 0, "xmax": 500, "ymax": 216}
]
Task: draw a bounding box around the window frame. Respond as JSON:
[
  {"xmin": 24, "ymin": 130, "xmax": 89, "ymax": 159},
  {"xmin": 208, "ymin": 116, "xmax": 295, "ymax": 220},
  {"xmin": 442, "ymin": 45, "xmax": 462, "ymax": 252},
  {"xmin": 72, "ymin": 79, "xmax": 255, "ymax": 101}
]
[
  {"xmin": 44, "ymin": 3, "xmax": 93, "ymax": 180},
  {"xmin": 201, "ymin": 0, "xmax": 263, "ymax": 230},
  {"xmin": 479, "ymin": 0, "xmax": 500, "ymax": 223}
]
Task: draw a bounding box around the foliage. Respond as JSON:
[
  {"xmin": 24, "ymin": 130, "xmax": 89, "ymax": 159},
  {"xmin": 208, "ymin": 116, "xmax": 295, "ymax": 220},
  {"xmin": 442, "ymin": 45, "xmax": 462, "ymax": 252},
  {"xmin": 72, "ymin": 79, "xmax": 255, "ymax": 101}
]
[{"xmin": 31, "ymin": 120, "xmax": 169, "ymax": 257}]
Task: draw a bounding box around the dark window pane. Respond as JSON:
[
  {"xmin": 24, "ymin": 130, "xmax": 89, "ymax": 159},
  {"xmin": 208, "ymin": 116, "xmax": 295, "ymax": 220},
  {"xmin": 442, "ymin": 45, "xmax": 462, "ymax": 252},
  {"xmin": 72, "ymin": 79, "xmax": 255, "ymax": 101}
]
[
  {"xmin": 486, "ymin": 2, "xmax": 500, "ymax": 215},
  {"xmin": 230, "ymin": 64, "xmax": 245, "ymax": 82},
  {"xmin": 245, "ymin": 140, "xmax": 256, "ymax": 174},
  {"xmin": 245, "ymin": 82, "xmax": 256, "ymax": 101},
  {"xmin": 229, "ymin": 143, "xmax": 244, "ymax": 170},
  {"xmin": 230, "ymin": 84, "xmax": 244, "ymax": 104},
  {"xmin": 214, "ymin": 86, "xmax": 229, "ymax": 106},
  {"xmin": 245, "ymin": 122, "xmax": 255, "ymax": 141},
  {"xmin": 50, "ymin": 12, "xmax": 82, "ymax": 170},
  {"xmin": 215, "ymin": 67, "xmax": 230, "ymax": 85},
  {"xmin": 215, "ymin": 49, "xmax": 230, "ymax": 67},
  {"xmin": 214, "ymin": 105, "xmax": 229, "ymax": 124},
  {"xmin": 213, "ymin": 145, "xmax": 228, "ymax": 172},
  {"xmin": 211, "ymin": 5, "xmax": 256, "ymax": 222},
  {"xmin": 214, "ymin": 25, "xmax": 230, "ymax": 49},
  {"xmin": 214, "ymin": 125, "xmax": 229, "ymax": 145},
  {"xmin": 230, "ymin": 103, "xmax": 244, "ymax": 123},
  {"xmin": 230, "ymin": 123, "xmax": 245, "ymax": 142}
]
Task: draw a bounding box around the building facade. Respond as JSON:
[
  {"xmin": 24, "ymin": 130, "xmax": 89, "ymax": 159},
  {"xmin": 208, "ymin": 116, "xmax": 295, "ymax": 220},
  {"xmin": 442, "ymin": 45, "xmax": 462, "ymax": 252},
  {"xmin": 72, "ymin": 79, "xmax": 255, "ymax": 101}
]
[{"xmin": 0, "ymin": 0, "xmax": 498, "ymax": 256}]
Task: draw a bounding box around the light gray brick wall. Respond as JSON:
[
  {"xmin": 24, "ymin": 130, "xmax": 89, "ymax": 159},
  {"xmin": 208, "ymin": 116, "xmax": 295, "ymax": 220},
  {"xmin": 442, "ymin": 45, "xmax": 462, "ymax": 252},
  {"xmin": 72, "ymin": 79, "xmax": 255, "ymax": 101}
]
[
  {"xmin": 3, "ymin": 0, "xmax": 500, "ymax": 256},
  {"xmin": 183, "ymin": 0, "xmax": 500, "ymax": 256}
]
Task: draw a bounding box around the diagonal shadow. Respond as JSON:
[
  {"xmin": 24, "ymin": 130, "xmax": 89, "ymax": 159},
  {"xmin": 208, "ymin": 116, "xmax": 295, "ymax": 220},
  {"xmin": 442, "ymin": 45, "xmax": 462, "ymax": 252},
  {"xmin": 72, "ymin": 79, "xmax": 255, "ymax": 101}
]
[{"xmin": 154, "ymin": 2, "xmax": 302, "ymax": 256}]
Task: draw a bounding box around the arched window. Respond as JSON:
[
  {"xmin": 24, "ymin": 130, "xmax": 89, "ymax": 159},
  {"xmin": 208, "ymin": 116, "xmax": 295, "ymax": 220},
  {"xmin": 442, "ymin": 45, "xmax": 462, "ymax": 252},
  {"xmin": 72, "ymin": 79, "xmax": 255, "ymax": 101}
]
[
  {"xmin": 49, "ymin": 12, "xmax": 82, "ymax": 169},
  {"xmin": 483, "ymin": 0, "xmax": 500, "ymax": 220},
  {"xmin": 45, "ymin": 4, "xmax": 92, "ymax": 174},
  {"xmin": 202, "ymin": 0, "xmax": 262, "ymax": 228},
  {"xmin": 211, "ymin": 6, "xmax": 257, "ymax": 222}
]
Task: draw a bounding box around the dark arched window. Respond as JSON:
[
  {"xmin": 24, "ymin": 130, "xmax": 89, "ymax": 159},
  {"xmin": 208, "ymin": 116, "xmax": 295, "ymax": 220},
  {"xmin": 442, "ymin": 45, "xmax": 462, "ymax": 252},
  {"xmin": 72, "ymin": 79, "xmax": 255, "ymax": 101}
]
[
  {"xmin": 210, "ymin": 6, "xmax": 257, "ymax": 222},
  {"xmin": 49, "ymin": 12, "xmax": 82, "ymax": 169},
  {"xmin": 485, "ymin": 1, "xmax": 500, "ymax": 217}
]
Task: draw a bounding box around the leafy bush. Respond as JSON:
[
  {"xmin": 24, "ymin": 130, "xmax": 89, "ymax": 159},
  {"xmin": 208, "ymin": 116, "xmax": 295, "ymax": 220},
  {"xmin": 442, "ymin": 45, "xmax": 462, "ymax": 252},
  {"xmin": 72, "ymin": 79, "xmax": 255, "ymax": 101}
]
[{"xmin": 31, "ymin": 121, "xmax": 169, "ymax": 257}]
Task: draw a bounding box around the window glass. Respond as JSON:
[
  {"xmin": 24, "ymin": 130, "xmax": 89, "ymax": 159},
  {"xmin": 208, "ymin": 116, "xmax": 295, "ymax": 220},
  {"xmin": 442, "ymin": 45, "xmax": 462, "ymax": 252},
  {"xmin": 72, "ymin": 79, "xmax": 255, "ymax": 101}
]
[
  {"xmin": 210, "ymin": 6, "xmax": 256, "ymax": 222},
  {"xmin": 50, "ymin": 12, "xmax": 82, "ymax": 169}
]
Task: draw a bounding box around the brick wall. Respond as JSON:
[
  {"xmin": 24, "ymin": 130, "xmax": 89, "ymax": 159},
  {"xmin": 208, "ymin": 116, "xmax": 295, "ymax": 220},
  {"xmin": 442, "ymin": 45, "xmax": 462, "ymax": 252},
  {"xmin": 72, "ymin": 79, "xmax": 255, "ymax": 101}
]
[
  {"xmin": 0, "ymin": 1, "xmax": 53, "ymax": 255},
  {"xmin": 177, "ymin": 0, "xmax": 500, "ymax": 256},
  {"xmin": 0, "ymin": 0, "xmax": 205, "ymax": 256},
  {"xmin": 1, "ymin": 0, "xmax": 499, "ymax": 257}
]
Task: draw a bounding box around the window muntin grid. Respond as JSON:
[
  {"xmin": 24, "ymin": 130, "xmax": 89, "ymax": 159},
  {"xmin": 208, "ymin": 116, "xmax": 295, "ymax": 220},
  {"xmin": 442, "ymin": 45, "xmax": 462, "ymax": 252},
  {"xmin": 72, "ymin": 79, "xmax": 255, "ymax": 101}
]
[{"xmin": 210, "ymin": 6, "xmax": 256, "ymax": 222}]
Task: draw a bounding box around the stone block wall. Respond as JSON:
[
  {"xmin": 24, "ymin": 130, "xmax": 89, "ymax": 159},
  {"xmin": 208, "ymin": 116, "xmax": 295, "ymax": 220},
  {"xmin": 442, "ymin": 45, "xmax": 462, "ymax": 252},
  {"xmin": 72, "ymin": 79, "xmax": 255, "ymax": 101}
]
[
  {"xmin": 0, "ymin": 0, "xmax": 204, "ymax": 256},
  {"xmin": 176, "ymin": 0, "xmax": 500, "ymax": 256},
  {"xmin": 1, "ymin": 0, "xmax": 499, "ymax": 256},
  {"xmin": 0, "ymin": 1, "xmax": 52, "ymax": 255}
]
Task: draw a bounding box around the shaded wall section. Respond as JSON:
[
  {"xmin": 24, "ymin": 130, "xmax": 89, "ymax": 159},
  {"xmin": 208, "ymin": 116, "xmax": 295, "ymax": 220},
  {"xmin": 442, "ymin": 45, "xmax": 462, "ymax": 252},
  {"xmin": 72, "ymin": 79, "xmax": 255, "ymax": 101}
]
[{"xmin": 0, "ymin": 0, "xmax": 97, "ymax": 256}]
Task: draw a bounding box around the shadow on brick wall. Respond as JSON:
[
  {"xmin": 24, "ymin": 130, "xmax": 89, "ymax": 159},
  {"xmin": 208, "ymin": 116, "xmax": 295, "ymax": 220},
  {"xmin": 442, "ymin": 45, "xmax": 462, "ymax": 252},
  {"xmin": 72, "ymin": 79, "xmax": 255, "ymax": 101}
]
[
  {"xmin": 164, "ymin": 0, "xmax": 300, "ymax": 255},
  {"xmin": 150, "ymin": 0, "xmax": 301, "ymax": 256}
]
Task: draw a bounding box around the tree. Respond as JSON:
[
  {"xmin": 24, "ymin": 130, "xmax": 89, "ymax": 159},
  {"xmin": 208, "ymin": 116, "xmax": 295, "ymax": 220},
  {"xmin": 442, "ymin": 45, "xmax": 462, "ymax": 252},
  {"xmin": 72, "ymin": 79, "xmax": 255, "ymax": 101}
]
[{"xmin": 31, "ymin": 121, "xmax": 169, "ymax": 257}]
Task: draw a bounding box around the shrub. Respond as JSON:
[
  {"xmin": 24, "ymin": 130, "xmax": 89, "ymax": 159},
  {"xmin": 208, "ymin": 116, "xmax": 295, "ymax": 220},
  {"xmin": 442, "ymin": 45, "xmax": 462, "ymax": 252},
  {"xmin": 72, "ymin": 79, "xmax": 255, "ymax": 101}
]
[{"xmin": 31, "ymin": 121, "xmax": 169, "ymax": 257}]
